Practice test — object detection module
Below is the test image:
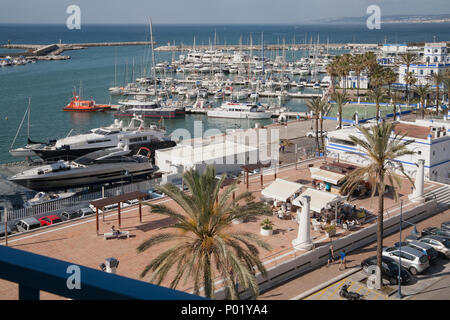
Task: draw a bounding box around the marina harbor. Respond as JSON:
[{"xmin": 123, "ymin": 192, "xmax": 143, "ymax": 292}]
[{"xmin": 0, "ymin": 15, "xmax": 450, "ymax": 303}]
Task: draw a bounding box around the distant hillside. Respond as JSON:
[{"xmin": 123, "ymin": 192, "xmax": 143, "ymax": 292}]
[{"xmin": 314, "ymin": 14, "xmax": 450, "ymax": 24}]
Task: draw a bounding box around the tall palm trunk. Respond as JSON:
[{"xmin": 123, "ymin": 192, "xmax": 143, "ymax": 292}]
[
  {"xmin": 357, "ymin": 73, "xmax": 360, "ymax": 98},
  {"xmin": 421, "ymin": 97, "xmax": 425, "ymax": 119},
  {"xmin": 392, "ymin": 101, "xmax": 397, "ymax": 121},
  {"xmin": 319, "ymin": 111, "xmax": 324, "ymax": 154},
  {"xmin": 315, "ymin": 116, "xmax": 320, "ymax": 154},
  {"xmin": 376, "ymin": 181, "xmax": 385, "ymax": 289},
  {"xmin": 376, "ymin": 102, "xmax": 380, "ymax": 122},
  {"xmin": 435, "ymin": 86, "xmax": 440, "ymax": 115}
]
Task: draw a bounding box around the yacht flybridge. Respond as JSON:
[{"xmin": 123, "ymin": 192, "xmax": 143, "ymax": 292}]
[{"xmin": 16, "ymin": 117, "xmax": 176, "ymax": 162}]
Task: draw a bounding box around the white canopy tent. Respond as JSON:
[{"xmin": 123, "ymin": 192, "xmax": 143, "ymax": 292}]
[
  {"xmin": 309, "ymin": 167, "xmax": 346, "ymax": 185},
  {"xmin": 261, "ymin": 178, "xmax": 303, "ymax": 202},
  {"xmin": 292, "ymin": 188, "xmax": 346, "ymax": 213}
]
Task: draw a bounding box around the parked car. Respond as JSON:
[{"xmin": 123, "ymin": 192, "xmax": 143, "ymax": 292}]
[
  {"xmin": 382, "ymin": 246, "xmax": 430, "ymax": 275},
  {"xmin": 306, "ymin": 130, "xmax": 327, "ymax": 138},
  {"xmin": 421, "ymin": 227, "xmax": 450, "ymax": 239},
  {"xmin": 79, "ymin": 207, "xmax": 94, "ymax": 216},
  {"xmin": 441, "ymin": 221, "xmax": 450, "ymax": 232},
  {"xmin": 38, "ymin": 215, "xmax": 63, "ymax": 226},
  {"xmin": 61, "ymin": 210, "xmax": 79, "ymax": 221},
  {"xmin": 0, "ymin": 225, "xmax": 12, "ymax": 237},
  {"xmin": 15, "ymin": 217, "xmax": 41, "ymax": 232},
  {"xmin": 416, "ymin": 235, "xmax": 450, "ymax": 259},
  {"xmin": 361, "ymin": 255, "xmax": 411, "ymax": 285},
  {"xmin": 61, "ymin": 208, "xmax": 93, "ymax": 221},
  {"xmin": 395, "ymin": 241, "xmax": 439, "ymax": 263}
]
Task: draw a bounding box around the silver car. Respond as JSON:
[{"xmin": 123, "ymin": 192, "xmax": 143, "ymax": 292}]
[
  {"xmin": 418, "ymin": 236, "xmax": 450, "ymax": 259},
  {"xmin": 382, "ymin": 246, "xmax": 430, "ymax": 275}
]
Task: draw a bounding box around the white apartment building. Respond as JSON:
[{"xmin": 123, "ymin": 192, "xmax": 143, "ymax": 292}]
[
  {"xmin": 326, "ymin": 119, "xmax": 450, "ymax": 182},
  {"xmin": 398, "ymin": 42, "xmax": 450, "ymax": 87}
]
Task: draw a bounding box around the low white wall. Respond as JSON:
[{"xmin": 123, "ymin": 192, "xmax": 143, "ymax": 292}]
[{"xmin": 214, "ymin": 199, "xmax": 439, "ymax": 299}]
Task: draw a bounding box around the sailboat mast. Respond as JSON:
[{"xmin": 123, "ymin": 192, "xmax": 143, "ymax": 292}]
[
  {"xmin": 261, "ymin": 32, "xmax": 264, "ymax": 75},
  {"xmin": 149, "ymin": 18, "xmax": 157, "ymax": 96},
  {"xmin": 27, "ymin": 97, "xmax": 30, "ymax": 139}
]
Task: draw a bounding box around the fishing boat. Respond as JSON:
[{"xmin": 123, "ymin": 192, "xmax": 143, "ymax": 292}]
[
  {"xmin": 207, "ymin": 102, "xmax": 273, "ymax": 119},
  {"xmin": 9, "ymin": 146, "xmax": 158, "ymax": 191},
  {"xmin": 63, "ymin": 89, "xmax": 112, "ymax": 112}
]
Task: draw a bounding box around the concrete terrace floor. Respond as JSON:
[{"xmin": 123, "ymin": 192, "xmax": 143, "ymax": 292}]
[{"xmin": 0, "ymin": 158, "xmax": 444, "ymax": 300}]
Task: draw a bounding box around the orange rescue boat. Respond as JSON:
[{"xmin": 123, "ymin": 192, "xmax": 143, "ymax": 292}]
[{"xmin": 63, "ymin": 90, "xmax": 112, "ymax": 112}]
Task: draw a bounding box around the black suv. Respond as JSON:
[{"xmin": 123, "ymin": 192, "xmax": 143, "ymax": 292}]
[{"xmin": 361, "ymin": 256, "xmax": 411, "ymax": 285}]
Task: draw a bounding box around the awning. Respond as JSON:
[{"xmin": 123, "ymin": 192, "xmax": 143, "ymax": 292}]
[
  {"xmin": 292, "ymin": 188, "xmax": 346, "ymax": 213},
  {"xmin": 261, "ymin": 178, "xmax": 303, "ymax": 202},
  {"xmin": 310, "ymin": 167, "xmax": 346, "ymax": 185}
]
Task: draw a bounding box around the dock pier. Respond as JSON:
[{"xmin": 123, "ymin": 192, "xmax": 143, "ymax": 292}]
[{"xmin": 0, "ymin": 41, "xmax": 157, "ymax": 59}]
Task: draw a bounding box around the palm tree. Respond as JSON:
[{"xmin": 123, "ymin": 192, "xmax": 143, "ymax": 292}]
[
  {"xmin": 443, "ymin": 70, "xmax": 450, "ymax": 107},
  {"xmin": 370, "ymin": 65, "xmax": 387, "ymax": 90},
  {"xmin": 383, "ymin": 68, "xmax": 397, "ymax": 97},
  {"xmin": 369, "ymin": 87, "xmax": 384, "ymax": 122},
  {"xmin": 397, "ymin": 53, "xmax": 419, "ymax": 103},
  {"xmin": 404, "ymin": 72, "xmax": 417, "ymax": 106},
  {"xmin": 332, "ymin": 91, "xmax": 347, "ymax": 129},
  {"xmin": 137, "ymin": 166, "xmax": 272, "ymax": 299},
  {"xmin": 306, "ymin": 97, "xmax": 328, "ymax": 154},
  {"xmin": 338, "ymin": 54, "xmax": 352, "ymax": 93},
  {"xmin": 414, "ymin": 84, "xmax": 431, "ymax": 119},
  {"xmin": 389, "ymin": 90, "xmax": 402, "ymax": 121},
  {"xmin": 341, "ymin": 122, "xmax": 415, "ymax": 290},
  {"xmin": 326, "ymin": 56, "xmax": 340, "ymax": 95},
  {"xmin": 363, "ymin": 52, "xmax": 379, "ymax": 88},
  {"xmin": 428, "ymin": 71, "xmax": 444, "ymax": 115},
  {"xmin": 351, "ymin": 54, "xmax": 365, "ymax": 98}
]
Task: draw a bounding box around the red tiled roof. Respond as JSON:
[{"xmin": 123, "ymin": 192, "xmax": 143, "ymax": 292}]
[{"xmin": 393, "ymin": 123, "xmax": 433, "ymax": 140}]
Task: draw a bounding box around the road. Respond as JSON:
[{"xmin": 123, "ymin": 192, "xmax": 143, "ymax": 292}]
[{"xmin": 407, "ymin": 273, "xmax": 450, "ymax": 300}]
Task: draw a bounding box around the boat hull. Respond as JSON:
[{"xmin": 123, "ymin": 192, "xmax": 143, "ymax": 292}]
[
  {"xmin": 10, "ymin": 163, "xmax": 157, "ymax": 191},
  {"xmin": 33, "ymin": 140, "xmax": 176, "ymax": 162},
  {"xmin": 207, "ymin": 111, "xmax": 273, "ymax": 119}
]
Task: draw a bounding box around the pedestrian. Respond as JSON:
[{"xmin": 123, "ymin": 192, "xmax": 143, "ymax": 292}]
[
  {"xmin": 327, "ymin": 243, "xmax": 334, "ymax": 266},
  {"xmin": 339, "ymin": 249, "xmax": 347, "ymax": 270}
]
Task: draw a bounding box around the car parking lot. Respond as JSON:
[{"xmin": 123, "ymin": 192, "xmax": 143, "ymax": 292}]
[{"xmin": 302, "ymin": 219, "xmax": 450, "ymax": 300}]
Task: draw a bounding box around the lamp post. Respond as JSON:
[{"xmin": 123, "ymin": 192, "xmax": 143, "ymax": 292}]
[{"xmin": 397, "ymin": 200, "xmax": 420, "ymax": 299}]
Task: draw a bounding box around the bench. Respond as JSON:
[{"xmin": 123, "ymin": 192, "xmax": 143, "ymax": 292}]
[{"xmin": 104, "ymin": 231, "xmax": 130, "ymax": 240}]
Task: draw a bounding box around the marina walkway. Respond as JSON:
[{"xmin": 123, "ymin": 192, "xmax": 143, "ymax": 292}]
[{"xmin": 0, "ymin": 157, "xmax": 444, "ymax": 299}]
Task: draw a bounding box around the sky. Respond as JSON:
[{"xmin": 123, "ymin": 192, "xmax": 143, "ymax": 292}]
[{"xmin": 1, "ymin": 0, "xmax": 449, "ymax": 25}]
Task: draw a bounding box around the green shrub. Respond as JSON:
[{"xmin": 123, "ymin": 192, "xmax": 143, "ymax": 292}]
[{"xmin": 260, "ymin": 218, "xmax": 274, "ymax": 230}]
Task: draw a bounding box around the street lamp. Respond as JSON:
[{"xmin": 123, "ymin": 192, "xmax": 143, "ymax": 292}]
[{"xmin": 397, "ymin": 200, "xmax": 420, "ymax": 299}]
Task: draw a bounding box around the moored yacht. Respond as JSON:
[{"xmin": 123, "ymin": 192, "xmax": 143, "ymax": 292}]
[
  {"xmin": 9, "ymin": 146, "xmax": 158, "ymax": 191},
  {"xmin": 207, "ymin": 102, "xmax": 273, "ymax": 119},
  {"xmin": 114, "ymin": 99, "xmax": 185, "ymax": 118},
  {"xmin": 29, "ymin": 117, "xmax": 176, "ymax": 162}
]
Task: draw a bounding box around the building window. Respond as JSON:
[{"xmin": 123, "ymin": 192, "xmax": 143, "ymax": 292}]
[{"xmin": 417, "ymin": 151, "xmax": 422, "ymax": 155}]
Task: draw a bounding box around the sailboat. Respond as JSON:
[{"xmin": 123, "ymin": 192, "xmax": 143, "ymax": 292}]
[{"xmin": 9, "ymin": 98, "xmax": 47, "ymax": 158}]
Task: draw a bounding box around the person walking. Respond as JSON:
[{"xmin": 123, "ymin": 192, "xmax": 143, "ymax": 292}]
[
  {"xmin": 339, "ymin": 249, "xmax": 347, "ymax": 270},
  {"xmin": 327, "ymin": 243, "xmax": 334, "ymax": 266}
]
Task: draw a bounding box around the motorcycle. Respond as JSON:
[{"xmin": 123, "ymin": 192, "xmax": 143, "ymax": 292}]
[{"xmin": 339, "ymin": 284, "xmax": 364, "ymax": 300}]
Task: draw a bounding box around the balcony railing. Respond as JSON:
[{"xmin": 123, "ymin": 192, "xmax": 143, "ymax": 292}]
[{"xmin": 0, "ymin": 245, "xmax": 206, "ymax": 300}]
